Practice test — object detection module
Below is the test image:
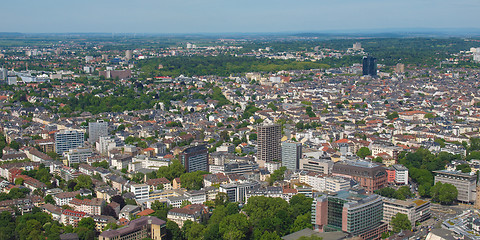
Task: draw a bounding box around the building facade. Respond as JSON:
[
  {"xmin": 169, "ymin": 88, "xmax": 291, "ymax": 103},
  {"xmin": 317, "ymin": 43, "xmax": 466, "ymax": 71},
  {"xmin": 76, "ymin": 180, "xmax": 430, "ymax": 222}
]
[
  {"xmin": 332, "ymin": 160, "xmax": 387, "ymax": 193},
  {"xmin": 89, "ymin": 120, "xmax": 108, "ymax": 144},
  {"xmin": 312, "ymin": 190, "xmax": 387, "ymax": 240},
  {"xmin": 180, "ymin": 145, "xmax": 209, "ymax": 173},
  {"xmin": 362, "ymin": 56, "xmax": 377, "ymax": 77},
  {"xmin": 55, "ymin": 130, "xmax": 84, "ymax": 154},
  {"xmin": 257, "ymin": 124, "xmax": 281, "ymax": 163},
  {"xmin": 434, "ymin": 170, "xmax": 477, "ymax": 203},
  {"xmin": 282, "ymin": 141, "xmax": 302, "ymax": 170}
]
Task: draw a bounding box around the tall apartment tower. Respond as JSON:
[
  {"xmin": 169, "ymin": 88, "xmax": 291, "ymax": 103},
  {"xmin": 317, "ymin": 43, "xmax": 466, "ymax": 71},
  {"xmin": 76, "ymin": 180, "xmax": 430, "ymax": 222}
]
[
  {"xmin": 180, "ymin": 145, "xmax": 209, "ymax": 172},
  {"xmin": 88, "ymin": 120, "xmax": 108, "ymax": 144},
  {"xmin": 55, "ymin": 130, "xmax": 84, "ymax": 154},
  {"xmin": 257, "ymin": 124, "xmax": 281, "ymax": 163},
  {"xmin": 362, "ymin": 56, "xmax": 377, "ymax": 76},
  {"xmin": 281, "ymin": 141, "xmax": 302, "ymax": 170}
]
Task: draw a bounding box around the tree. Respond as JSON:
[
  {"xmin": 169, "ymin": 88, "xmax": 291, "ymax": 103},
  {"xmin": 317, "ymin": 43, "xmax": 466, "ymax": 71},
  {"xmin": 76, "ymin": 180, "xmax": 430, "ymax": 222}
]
[
  {"xmin": 391, "ymin": 213, "xmax": 411, "ymax": 233},
  {"xmin": 15, "ymin": 177, "xmax": 24, "ymax": 185},
  {"xmin": 289, "ymin": 194, "xmax": 313, "ymax": 218},
  {"xmin": 249, "ymin": 133, "xmax": 257, "ymax": 141},
  {"xmin": 180, "ymin": 171, "xmax": 208, "ymax": 190},
  {"xmin": 151, "ymin": 200, "xmax": 172, "ymax": 220},
  {"xmin": 214, "ymin": 192, "xmax": 229, "ymax": 207},
  {"xmin": 204, "ymin": 223, "xmax": 221, "ymax": 240},
  {"xmin": 356, "ymin": 147, "xmax": 371, "ymax": 158},
  {"xmin": 75, "ymin": 175, "xmax": 93, "ymax": 191},
  {"xmin": 77, "ymin": 217, "xmax": 96, "ymax": 231},
  {"xmin": 44, "ymin": 194, "xmax": 55, "ymax": 204},
  {"xmin": 387, "ymin": 111, "xmax": 399, "ymax": 120},
  {"xmin": 260, "ymin": 231, "xmax": 282, "ymax": 240},
  {"xmin": 166, "ymin": 220, "xmax": 182, "ymax": 240},
  {"xmin": 268, "ymin": 167, "xmax": 287, "ymax": 185},
  {"xmin": 395, "ymin": 186, "xmax": 413, "ymax": 200},
  {"xmin": 219, "ymin": 214, "xmax": 250, "ymax": 240},
  {"xmin": 431, "ymin": 182, "xmax": 458, "ymax": 205},
  {"xmin": 456, "ymin": 164, "xmax": 471, "ymax": 173},
  {"xmin": 92, "ymin": 160, "xmax": 109, "ymax": 169},
  {"xmin": 185, "ymin": 222, "xmax": 205, "ymax": 240},
  {"xmin": 9, "ymin": 141, "xmax": 20, "ymax": 150},
  {"xmin": 290, "ymin": 213, "xmax": 312, "ymax": 233}
]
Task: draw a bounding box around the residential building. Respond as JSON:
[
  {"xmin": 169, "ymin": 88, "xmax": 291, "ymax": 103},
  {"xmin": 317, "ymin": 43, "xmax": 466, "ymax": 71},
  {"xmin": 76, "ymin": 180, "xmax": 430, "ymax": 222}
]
[
  {"xmin": 312, "ymin": 190, "xmax": 387, "ymax": 239},
  {"xmin": 434, "ymin": 170, "xmax": 477, "ymax": 203},
  {"xmin": 99, "ymin": 216, "xmax": 166, "ymax": 240},
  {"xmin": 61, "ymin": 209, "xmax": 87, "ymax": 227},
  {"xmin": 119, "ymin": 205, "xmax": 141, "ymax": 220},
  {"xmin": 180, "ymin": 145, "xmax": 209, "ymax": 172},
  {"xmin": 89, "ymin": 120, "xmax": 108, "ymax": 144},
  {"xmin": 68, "ymin": 198, "xmax": 105, "ymax": 215},
  {"xmin": 55, "ymin": 130, "xmax": 84, "ymax": 154},
  {"xmin": 145, "ymin": 178, "xmax": 172, "ymax": 191},
  {"xmin": 282, "ymin": 141, "xmax": 302, "ymax": 170},
  {"xmin": 167, "ymin": 204, "xmax": 208, "ymax": 227},
  {"xmin": 257, "ymin": 124, "xmax": 281, "ymax": 162},
  {"xmin": 54, "ymin": 191, "xmax": 82, "ymax": 206}
]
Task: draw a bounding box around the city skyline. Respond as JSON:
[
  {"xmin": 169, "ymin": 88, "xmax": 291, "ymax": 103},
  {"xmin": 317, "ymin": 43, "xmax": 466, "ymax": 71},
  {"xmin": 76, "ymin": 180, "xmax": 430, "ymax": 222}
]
[{"xmin": 2, "ymin": 0, "xmax": 480, "ymax": 33}]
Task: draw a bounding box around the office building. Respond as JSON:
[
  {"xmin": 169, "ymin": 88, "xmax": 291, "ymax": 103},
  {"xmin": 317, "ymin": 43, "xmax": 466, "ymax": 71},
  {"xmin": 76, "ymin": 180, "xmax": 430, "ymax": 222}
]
[
  {"xmin": 64, "ymin": 147, "xmax": 92, "ymax": 166},
  {"xmin": 392, "ymin": 164, "xmax": 408, "ymax": 185},
  {"xmin": 312, "ymin": 190, "xmax": 386, "ymax": 239},
  {"xmin": 219, "ymin": 181, "xmax": 260, "ymax": 203},
  {"xmin": 180, "ymin": 145, "xmax": 209, "ymax": 172},
  {"xmin": 130, "ymin": 184, "xmax": 149, "ymax": 201},
  {"xmin": 89, "ymin": 120, "xmax": 108, "ymax": 144},
  {"xmin": 434, "ymin": 170, "xmax": 477, "ymax": 203},
  {"xmin": 362, "ymin": 56, "xmax": 377, "ymax": 76},
  {"xmin": 332, "ymin": 160, "xmax": 386, "ymax": 193},
  {"xmin": 282, "ymin": 141, "xmax": 302, "ymax": 170},
  {"xmin": 55, "ymin": 130, "xmax": 84, "ymax": 154},
  {"xmin": 97, "ymin": 136, "xmax": 124, "ymax": 155},
  {"xmin": 300, "ymin": 157, "xmax": 334, "ymax": 174},
  {"xmin": 257, "ymin": 124, "xmax": 281, "ymax": 163},
  {"xmin": 383, "ymin": 198, "xmax": 431, "ymax": 230},
  {"xmin": 99, "ymin": 216, "xmax": 166, "ymax": 240}
]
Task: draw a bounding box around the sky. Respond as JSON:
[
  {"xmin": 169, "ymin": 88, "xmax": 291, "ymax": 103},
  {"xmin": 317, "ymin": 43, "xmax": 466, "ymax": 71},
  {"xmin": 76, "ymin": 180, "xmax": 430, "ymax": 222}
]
[{"xmin": 2, "ymin": 0, "xmax": 480, "ymax": 33}]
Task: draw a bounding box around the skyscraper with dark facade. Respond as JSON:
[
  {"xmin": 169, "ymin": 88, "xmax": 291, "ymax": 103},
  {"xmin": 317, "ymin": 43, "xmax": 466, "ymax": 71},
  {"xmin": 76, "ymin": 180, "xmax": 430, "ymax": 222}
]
[
  {"xmin": 362, "ymin": 56, "xmax": 377, "ymax": 76},
  {"xmin": 257, "ymin": 124, "xmax": 281, "ymax": 163},
  {"xmin": 180, "ymin": 145, "xmax": 209, "ymax": 172}
]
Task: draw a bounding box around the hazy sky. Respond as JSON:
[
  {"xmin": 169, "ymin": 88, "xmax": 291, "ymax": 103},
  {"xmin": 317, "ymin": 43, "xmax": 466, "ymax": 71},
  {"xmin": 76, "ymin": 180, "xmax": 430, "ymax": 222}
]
[{"xmin": 2, "ymin": 0, "xmax": 480, "ymax": 33}]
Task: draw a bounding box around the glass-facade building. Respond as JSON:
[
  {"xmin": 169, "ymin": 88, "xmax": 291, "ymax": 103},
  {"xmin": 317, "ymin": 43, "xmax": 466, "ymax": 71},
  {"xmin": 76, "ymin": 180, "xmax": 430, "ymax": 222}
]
[
  {"xmin": 55, "ymin": 130, "xmax": 84, "ymax": 154},
  {"xmin": 362, "ymin": 56, "xmax": 377, "ymax": 76}
]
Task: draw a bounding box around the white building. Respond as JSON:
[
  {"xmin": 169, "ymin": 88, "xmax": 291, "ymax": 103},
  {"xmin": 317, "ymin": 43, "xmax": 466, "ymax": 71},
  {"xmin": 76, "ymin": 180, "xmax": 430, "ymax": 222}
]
[
  {"xmin": 393, "ymin": 164, "xmax": 408, "ymax": 185},
  {"xmin": 130, "ymin": 184, "xmax": 149, "ymax": 201}
]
